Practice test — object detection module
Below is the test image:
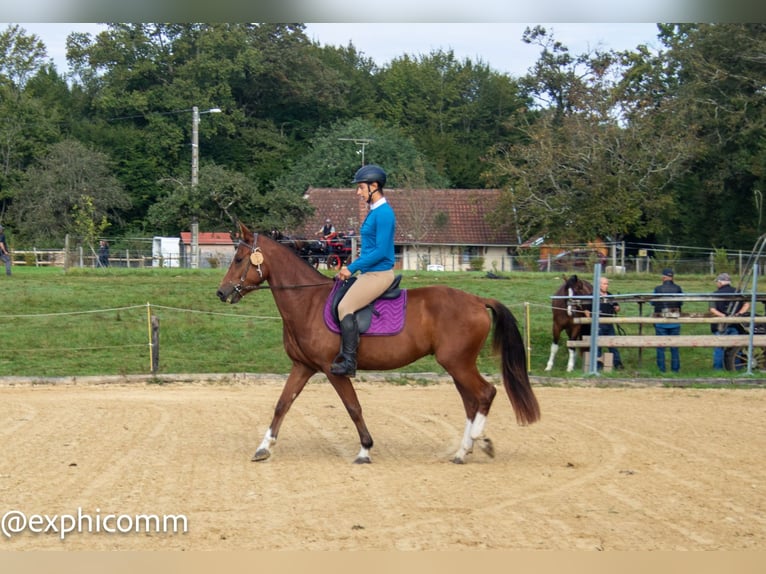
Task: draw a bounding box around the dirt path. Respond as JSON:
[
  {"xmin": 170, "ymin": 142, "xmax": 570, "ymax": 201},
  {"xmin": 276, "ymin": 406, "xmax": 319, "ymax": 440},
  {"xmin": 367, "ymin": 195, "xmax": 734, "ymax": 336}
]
[{"xmin": 0, "ymin": 379, "xmax": 764, "ymax": 550}]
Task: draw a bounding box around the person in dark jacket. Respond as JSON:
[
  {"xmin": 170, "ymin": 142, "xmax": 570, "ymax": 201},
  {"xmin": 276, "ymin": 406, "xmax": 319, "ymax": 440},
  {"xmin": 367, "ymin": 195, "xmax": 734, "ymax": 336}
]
[
  {"xmin": 651, "ymin": 268, "xmax": 683, "ymax": 373},
  {"xmin": 709, "ymin": 272, "xmax": 749, "ymax": 369},
  {"xmin": 97, "ymin": 240, "xmax": 110, "ymax": 268},
  {"xmin": 0, "ymin": 224, "xmax": 11, "ymax": 276},
  {"xmin": 585, "ymin": 276, "xmax": 624, "ymax": 369}
]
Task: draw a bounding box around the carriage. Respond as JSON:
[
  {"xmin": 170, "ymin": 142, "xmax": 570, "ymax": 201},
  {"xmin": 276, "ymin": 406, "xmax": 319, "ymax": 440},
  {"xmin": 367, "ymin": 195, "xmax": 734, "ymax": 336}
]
[{"xmin": 270, "ymin": 231, "xmax": 354, "ymax": 270}]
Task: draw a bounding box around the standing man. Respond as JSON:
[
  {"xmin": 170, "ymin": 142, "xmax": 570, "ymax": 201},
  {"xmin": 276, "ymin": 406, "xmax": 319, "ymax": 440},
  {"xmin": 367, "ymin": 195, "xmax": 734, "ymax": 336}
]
[
  {"xmin": 98, "ymin": 240, "xmax": 110, "ymax": 268},
  {"xmin": 651, "ymin": 268, "xmax": 683, "ymax": 373},
  {"xmin": 709, "ymin": 272, "xmax": 749, "ymax": 370},
  {"xmin": 332, "ymin": 164, "xmax": 396, "ymax": 377},
  {"xmin": 585, "ymin": 277, "xmax": 624, "ymax": 370},
  {"xmin": 0, "ymin": 224, "xmax": 11, "ymax": 276}
]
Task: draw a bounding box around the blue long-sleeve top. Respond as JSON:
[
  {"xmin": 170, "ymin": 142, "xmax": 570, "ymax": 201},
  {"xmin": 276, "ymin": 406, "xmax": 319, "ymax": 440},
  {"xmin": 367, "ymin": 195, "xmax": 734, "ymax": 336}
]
[{"xmin": 347, "ymin": 198, "xmax": 396, "ymax": 274}]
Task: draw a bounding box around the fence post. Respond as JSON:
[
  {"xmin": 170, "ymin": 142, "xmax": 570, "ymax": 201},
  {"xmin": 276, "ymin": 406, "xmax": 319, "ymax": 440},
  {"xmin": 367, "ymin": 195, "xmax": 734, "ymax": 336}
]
[
  {"xmin": 588, "ymin": 265, "xmax": 602, "ymax": 375},
  {"xmin": 146, "ymin": 303, "xmax": 154, "ymax": 373},
  {"xmin": 63, "ymin": 235, "xmax": 69, "ymax": 271},
  {"xmin": 524, "ymin": 302, "xmax": 531, "ymax": 372},
  {"xmin": 151, "ymin": 315, "xmax": 160, "ymax": 374},
  {"xmin": 747, "ymin": 263, "xmax": 759, "ymax": 375}
]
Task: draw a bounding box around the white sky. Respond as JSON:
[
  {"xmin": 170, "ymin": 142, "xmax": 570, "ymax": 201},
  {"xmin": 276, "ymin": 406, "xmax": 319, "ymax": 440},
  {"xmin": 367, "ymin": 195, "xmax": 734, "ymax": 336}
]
[{"xmin": 13, "ymin": 22, "xmax": 661, "ymax": 78}]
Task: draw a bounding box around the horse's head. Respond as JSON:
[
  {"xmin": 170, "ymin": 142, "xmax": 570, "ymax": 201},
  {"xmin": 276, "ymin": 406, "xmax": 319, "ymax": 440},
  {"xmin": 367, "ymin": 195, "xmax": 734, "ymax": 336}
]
[
  {"xmin": 564, "ymin": 274, "xmax": 593, "ymax": 297},
  {"xmin": 216, "ymin": 221, "xmax": 270, "ymax": 304}
]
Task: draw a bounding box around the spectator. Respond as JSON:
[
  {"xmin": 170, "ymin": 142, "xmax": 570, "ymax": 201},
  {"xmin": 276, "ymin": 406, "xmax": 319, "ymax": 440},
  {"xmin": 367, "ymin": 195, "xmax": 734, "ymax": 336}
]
[
  {"xmin": 98, "ymin": 240, "xmax": 110, "ymax": 268},
  {"xmin": 651, "ymin": 268, "xmax": 683, "ymax": 373},
  {"xmin": 585, "ymin": 277, "xmax": 624, "ymax": 370},
  {"xmin": 0, "ymin": 224, "xmax": 11, "ymax": 276},
  {"xmin": 709, "ymin": 272, "xmax": 749, "ymax": 370}
]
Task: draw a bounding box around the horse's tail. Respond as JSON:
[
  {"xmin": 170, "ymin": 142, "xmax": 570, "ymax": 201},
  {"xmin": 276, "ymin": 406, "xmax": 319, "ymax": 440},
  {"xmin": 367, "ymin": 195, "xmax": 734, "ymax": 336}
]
[{"xmin": 486, "ymin": 300, "xmax": 541, "ymax": 426}]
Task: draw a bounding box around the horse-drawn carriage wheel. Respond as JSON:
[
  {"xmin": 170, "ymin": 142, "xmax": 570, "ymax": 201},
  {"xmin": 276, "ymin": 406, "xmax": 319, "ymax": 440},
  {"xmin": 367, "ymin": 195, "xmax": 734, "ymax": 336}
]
[
  {"xmin": 724, "ymin": 345, "xmax": 766, "ymax": 371},
  {"xmin": 327, "ymin": 253, "xmax": 342, "ymax": 270}
]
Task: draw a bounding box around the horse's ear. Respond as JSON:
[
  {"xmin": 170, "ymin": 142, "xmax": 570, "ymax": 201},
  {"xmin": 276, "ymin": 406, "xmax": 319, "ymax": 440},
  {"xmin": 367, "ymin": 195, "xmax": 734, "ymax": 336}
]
[{"xmin": 238, "ymin": 220, "xmax": 253, "ymax": 238}]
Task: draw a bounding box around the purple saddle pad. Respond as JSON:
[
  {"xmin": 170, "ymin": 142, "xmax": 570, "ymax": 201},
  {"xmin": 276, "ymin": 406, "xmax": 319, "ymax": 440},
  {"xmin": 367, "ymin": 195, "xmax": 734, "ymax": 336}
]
[{"xmin": 323, "ymin": 281, "xmax": 407, "ymax": 336}]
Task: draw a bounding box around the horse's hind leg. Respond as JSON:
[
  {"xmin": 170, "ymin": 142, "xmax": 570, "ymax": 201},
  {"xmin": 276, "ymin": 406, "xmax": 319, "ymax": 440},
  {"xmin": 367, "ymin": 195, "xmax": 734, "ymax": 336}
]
[
  {"xmin": 448, "ymin": 367, "xmax": 497, "ymax": 464},
  {"xmin": 326, "ymin": 373, "xmax": 374, "ymax": 464},
  {"xmin": 253, "ymin": 363, "xmax": 315, "ymax": 462}
]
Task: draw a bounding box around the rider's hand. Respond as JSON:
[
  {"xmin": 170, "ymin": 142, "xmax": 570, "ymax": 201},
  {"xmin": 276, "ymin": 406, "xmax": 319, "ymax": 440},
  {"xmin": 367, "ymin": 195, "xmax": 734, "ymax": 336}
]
[{"xmin": 336, "ymin": 266, "xmax": 351, "ymax": 281}]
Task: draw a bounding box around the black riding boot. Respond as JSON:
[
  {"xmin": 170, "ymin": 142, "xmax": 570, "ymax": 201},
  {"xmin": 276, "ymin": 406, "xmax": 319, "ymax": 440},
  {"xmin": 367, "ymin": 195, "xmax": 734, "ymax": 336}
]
[{"xmin": 330, "ymin": 314, "xmax": 359, "ymax": 376}]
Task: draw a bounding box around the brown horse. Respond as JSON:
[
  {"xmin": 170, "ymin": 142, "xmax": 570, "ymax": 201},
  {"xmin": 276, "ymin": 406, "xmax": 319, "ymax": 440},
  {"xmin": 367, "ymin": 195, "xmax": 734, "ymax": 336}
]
[
  {"xmin": 544, "ymin": 275, "xmax": 593, "ymax": 372},
  {"xmin": 216, "ymin": 222, "xmax": 540, "ymax": 464}
]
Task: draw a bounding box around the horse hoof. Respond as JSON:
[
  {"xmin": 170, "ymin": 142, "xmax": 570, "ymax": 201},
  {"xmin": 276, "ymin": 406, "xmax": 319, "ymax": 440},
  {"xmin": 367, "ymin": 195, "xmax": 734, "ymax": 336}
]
[
  {"xmin": 451, "ymin": 456, "xmax": 466, "ymax": 464},
  {"xmin": 353, "ymin": 456, "xmax": 371, "ymax": 464},
  {"xmin": 252, "ymin": 449, "xmax": 271, "ymax": 462},
  {"xmin": 478, "ymin": 437, "xmax": 495, "ymax": 458}
]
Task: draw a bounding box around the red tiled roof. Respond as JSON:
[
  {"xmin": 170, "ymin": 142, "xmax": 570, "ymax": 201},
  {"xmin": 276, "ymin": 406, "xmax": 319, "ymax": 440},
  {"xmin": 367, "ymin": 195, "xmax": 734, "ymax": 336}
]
[
  {"xmin": 180, "ymin": 232, "xmax": 235, "ymax": 246},
  {"xmin": 292, "ymin": 187, "xmax": 515, "ymax": 245}
]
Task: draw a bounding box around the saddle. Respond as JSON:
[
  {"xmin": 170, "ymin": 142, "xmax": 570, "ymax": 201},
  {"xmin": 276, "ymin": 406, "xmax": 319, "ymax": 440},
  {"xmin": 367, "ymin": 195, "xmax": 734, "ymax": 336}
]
[{"xmin": 323, "ymin": 275, "xmax": 407, "ymax": 336}]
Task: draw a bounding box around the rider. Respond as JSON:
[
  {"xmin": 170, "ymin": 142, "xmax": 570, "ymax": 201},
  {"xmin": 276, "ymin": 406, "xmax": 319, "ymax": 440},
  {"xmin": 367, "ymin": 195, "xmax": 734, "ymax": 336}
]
[
  {"xmin": 331, "ymin": 164, "xmax": 397, "ymax": 376},
  {"xmin": 316, "ymin": 218, "xmax": 337, "ymax": 240}
]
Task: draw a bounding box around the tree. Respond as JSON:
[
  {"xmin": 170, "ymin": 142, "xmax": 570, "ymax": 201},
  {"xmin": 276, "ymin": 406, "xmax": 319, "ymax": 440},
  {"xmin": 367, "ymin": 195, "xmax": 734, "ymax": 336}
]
[
  {"xmin": 484, "ymin": 26, "xmax": 691, "ymax": 244},
  {"xmin": 10, "ymin": 140, "xmax": 130, "ymax": 245},
  {"xmin": 146, "ymin": 162, "xmax": 313, "ymax": 235},
  {"xmin": 0, "ymin": 26, "xmax": 62, "ymax": 220},
  {"xmin": 0, "ymin": 24, "xmax": 48, "ymax": 89},
  {"xmin": 648, "ymin": 24, "xmax": 766, "ymax": 249},
  {"xmin": 270, "ymin": 117, "xmax": 450, "ymax": 195},
  {"xmin": 377, "ymin": 49, "xmax": 527, "ymax": 187}
]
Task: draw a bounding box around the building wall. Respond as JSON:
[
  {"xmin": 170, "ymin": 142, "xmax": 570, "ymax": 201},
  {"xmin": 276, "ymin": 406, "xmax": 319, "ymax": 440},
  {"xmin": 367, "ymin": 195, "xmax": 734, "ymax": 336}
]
[{"xmin": 400, "ymin": 245, "xmax": 515, "ymax": 272}]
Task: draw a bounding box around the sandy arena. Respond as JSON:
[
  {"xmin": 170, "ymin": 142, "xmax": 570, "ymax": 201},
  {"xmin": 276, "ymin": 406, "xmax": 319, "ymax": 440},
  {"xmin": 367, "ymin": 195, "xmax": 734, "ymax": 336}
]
[{"xmin": 0, "ymin": 377, "xmax": 764, "ymax": 551}]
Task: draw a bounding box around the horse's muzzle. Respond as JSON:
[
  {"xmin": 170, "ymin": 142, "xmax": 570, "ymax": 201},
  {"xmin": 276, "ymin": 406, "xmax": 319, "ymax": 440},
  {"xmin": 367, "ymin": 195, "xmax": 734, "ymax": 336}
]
[{"xmin": 216, "ymin": 285, "xmax": 241, "ymax": 304}]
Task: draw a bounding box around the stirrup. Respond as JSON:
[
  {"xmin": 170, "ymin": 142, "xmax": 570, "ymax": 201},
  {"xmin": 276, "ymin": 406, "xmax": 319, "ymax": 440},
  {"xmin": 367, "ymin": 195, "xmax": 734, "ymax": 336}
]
[{"xmin": 330, "ymin": 355, "xmax": 356, "ymax": 376}]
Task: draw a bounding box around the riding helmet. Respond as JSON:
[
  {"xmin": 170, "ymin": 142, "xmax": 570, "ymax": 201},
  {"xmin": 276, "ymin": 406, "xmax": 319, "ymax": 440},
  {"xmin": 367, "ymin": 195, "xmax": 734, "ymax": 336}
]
[{"xmin": 352, "ymin": 164, "xmax": 387, "ymax": 188}]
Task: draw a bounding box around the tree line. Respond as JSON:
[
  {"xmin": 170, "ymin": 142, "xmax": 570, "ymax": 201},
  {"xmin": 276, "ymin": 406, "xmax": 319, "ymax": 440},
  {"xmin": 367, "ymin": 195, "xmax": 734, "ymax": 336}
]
[{"xmin": 0, "ymin": 23, "xmax": 763, "ymax": 254}]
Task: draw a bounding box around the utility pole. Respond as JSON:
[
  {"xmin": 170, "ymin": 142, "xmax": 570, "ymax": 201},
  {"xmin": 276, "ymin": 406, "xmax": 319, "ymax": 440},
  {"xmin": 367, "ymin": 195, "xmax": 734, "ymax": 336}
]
[
  {"xmin": 190, "ymin": 106, "xmax": 221, "ymax": 268},
  {"xmin": 338, "ymin": 138, "xmax": 374, "ymax": 165}
]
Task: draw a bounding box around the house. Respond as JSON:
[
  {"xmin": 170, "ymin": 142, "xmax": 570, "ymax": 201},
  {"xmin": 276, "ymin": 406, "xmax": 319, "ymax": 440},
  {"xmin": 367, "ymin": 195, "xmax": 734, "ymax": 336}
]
[
  {"xmin": 179, "ymin": 231, "xmax": 236, "ymax": 268},
  {"xmin": 291, "ymin": 187, "xmax": 518, "ymax": 271}
]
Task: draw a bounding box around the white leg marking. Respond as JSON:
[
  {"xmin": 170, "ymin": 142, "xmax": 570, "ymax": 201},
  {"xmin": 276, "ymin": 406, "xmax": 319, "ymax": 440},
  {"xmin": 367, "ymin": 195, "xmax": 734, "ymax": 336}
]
[
  {"xmin": 354, "ymin": 446, "xmax": 371, "ymax": 464},
  {"xmin": 453, "ymin": 419, "xmax": 473, "ymax": 462},
  {"xmin": 257, "ymin": 428, "xmax": 275, "ymax": 451},
  {"xmin": 545, "ymin": 343, "xmax": 559, "ymax": 371},
  {"xmin": 470, "ymin": 412, "xmax": 487, "ymax": 440},
  {"xmin": 253, "ymin": 428, "xmax": 276, "ymax": 460},
  {"xmin": 566, "ymin": 348, "xmax": 576, "ymax": 372}
]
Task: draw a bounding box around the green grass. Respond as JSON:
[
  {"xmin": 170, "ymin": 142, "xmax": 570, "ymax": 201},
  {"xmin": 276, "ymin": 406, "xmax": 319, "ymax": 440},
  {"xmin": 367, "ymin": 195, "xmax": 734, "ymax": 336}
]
[{"xmin": 0, "ymin": 265, "xmax": 760, "ymax": 381}]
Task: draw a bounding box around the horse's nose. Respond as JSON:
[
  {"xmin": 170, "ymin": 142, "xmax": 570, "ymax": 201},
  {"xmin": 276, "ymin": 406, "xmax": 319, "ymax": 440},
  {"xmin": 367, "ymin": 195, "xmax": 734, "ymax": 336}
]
[{"xmin": 216, "ymin": 288, "xmax": 228, "ymax": 302}]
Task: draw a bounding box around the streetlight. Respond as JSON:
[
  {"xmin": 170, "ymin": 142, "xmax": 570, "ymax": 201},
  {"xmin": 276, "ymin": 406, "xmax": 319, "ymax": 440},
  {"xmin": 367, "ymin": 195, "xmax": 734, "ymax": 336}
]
[{"xmin": 190, "ymin": 106, "xmax": 221, "ymax": 268}]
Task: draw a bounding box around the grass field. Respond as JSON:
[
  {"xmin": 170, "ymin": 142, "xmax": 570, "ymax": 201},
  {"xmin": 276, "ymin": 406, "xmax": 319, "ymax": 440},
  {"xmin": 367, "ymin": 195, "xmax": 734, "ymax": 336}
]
[{"xmin": 0, "ymin": 265, "xmax": 760, "ymax": 381}]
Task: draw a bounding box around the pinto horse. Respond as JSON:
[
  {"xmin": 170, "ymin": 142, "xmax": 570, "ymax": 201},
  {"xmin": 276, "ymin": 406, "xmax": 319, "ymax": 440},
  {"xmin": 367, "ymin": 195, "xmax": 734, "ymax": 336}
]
[
  {"xmin": 216, "ymin": 222, "xmax": 540, "ymax": 464},
  {"xmin": 544, "ymin": 275, "xmax": 593, "ymax": 372}
]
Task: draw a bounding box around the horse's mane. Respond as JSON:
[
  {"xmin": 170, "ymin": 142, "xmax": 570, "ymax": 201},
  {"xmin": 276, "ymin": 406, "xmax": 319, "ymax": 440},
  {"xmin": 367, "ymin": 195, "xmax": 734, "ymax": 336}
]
[{"xmin": 260, "ymin": 232, "xmax": 330, "ymax": 276}]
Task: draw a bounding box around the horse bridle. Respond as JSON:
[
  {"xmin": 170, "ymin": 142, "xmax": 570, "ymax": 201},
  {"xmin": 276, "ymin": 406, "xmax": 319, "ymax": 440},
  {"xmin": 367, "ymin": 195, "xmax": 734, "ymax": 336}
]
[{"xmin": 231, "ymin": 234, "xmax": 264, "ymax": 297}]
